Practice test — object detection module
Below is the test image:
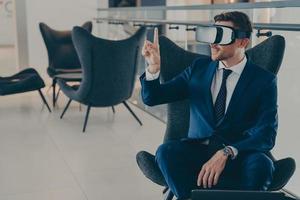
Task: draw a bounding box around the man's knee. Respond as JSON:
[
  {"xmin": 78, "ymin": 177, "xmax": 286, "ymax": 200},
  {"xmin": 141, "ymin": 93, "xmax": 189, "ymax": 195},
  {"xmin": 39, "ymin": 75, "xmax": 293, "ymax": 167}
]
[
  {"xmin": 155, "ymin": 141, "xmax": 182, "ymax": 164},
  {"xmin": 241, "ymin": 153, "xmax": 275, "ymax": 190},
  {"xmin": 244, "ymin": 153, "xmax": 274, "ymax": 173}
]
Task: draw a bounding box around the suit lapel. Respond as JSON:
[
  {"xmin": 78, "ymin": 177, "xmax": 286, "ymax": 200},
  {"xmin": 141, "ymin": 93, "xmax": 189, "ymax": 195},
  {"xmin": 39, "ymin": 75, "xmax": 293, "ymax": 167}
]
[
  {"xmin": 204, "ymin": 61, "xmax": 218, "ymax": 125},
  {"xmin": 219, "ymin": 60, "xmax": 255, "ymax": 125}
]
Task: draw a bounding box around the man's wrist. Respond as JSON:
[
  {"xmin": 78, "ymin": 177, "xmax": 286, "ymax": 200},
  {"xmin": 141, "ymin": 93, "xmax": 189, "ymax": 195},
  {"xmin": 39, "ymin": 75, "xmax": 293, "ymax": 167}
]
[
  {"xmin": 145, "ymin": 67, "xmax": 160, "ymax": 81},
  {"xmin": 147, "ymin": 64, "xmax": 160, "ymax": 74},
  {"xmin": 218, "ymin": 149, "xmax": 229, "ymax": 160},
  {"xmin": 227, "ymin": 146, "xmax": 238, "ymax": 159},
  {"xmin": 222, "ymin": 146, "xmax": 233, "ymax": 159}
]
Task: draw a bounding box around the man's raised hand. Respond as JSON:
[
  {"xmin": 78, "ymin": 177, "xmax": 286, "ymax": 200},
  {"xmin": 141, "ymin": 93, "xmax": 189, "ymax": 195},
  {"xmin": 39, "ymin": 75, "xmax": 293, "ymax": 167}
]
[{"xmin": 141, "ymin": 28, "xmax": 161, "ymax": 74}]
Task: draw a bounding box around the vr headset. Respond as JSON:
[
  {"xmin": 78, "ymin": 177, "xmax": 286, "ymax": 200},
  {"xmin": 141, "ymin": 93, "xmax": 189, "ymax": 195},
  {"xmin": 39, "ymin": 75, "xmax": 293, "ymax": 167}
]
[{"xmin": 196, "ymin": 25, "xmax": 252, "ymax": 45}]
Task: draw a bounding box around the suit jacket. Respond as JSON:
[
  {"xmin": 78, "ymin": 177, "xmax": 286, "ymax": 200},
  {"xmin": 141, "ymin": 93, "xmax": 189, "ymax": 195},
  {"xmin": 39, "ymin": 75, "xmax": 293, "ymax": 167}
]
[{"xmin": 140, "ymin": 56, "xmax": 278, "ymax": 153}]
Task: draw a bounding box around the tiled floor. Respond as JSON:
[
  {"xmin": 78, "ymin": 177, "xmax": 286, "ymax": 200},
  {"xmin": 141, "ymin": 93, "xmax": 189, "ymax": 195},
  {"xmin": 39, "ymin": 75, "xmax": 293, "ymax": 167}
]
[{"xmin": 0, "ymin": 91, "xmax": 165, "ymax": 200}]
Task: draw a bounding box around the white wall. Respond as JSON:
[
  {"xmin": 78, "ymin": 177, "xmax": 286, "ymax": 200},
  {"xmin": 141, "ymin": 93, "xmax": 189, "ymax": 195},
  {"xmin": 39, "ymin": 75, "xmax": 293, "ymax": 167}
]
[
  {"xmin": 0, "ymin": 0, "xmax": 17, "ymax": 75},
  {"xmin": 14, "ymin": 0, "xmax": 29, "ymax": 68},
  {"xmin": 25, "ymin": 0, "xmax": 108, "ymax": 83},
  {"xmin": 0, "ymin": 0, "xmax": 14, "ymax": 46}
]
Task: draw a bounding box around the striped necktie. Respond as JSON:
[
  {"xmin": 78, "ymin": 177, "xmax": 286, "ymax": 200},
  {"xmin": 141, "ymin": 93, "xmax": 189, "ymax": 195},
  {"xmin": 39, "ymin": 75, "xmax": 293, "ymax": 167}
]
[{"xmin": 214, "ymin": 69, "xmax": 232, "ymax": 124}]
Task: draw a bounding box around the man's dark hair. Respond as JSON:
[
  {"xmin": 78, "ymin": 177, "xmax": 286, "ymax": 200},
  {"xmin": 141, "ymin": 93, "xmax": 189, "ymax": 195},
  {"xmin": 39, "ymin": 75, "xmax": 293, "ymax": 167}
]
[{"xmin": 214, "ymin": 11, "xmax": 253, "ymax": 33}]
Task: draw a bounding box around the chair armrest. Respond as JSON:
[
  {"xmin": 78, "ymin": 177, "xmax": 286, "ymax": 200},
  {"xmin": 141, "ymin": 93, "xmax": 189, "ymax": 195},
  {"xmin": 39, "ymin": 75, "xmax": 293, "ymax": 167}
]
[{"xmin": 57, "ymin": 79, "xmax": 82, "ymax": 102}]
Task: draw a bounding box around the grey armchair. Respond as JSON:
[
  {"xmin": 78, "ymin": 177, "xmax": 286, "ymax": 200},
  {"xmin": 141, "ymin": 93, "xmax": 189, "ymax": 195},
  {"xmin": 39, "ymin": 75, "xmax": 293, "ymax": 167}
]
[
  {"xmin": 39, "ymin": 21, "xmax": 92, "ymax": 107},
  {"xmin": 58, "ymin": 26, "xmax": 146, "ymax": 132},
  {"xmin": 136, "ymin": 35, "xmax": 296, "ymax": 199}
]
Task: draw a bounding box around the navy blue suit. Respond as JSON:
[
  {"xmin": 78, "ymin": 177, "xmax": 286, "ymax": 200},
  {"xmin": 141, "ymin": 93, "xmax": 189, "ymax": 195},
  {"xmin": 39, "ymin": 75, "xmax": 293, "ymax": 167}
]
[{"xmin": 140, "ymin": 56, "xmax": 278, "ymax": 199}]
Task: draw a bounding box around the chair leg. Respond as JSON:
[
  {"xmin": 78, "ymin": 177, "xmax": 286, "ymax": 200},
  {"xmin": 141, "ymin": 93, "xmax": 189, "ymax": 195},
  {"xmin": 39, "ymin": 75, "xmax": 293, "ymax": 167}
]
[
  {"xmin": 122, "ymin": 101, "xmax": 142, "ymax": 126},
  {"xmin": 163, "ymin": 188, "xmax": 174, "ymax": 200},
  {"xmin": 52, "ymin": 78, "xmax": 57, "ymax": 107},
  {"xmin": 38, "ymin": 89, "xmax": 51, "ymax": 113},
  {"xmin": 163, "ymin": 187, "xmax": 169, "ymax": 194},
  {"xmin": 60, "ymin": 99, "xmax": 72, "ymax": 119},
  {"xmin": 111, "ymin": 106, "xmax": 115, "ymax": 113},
  {"xmin": 83, "ymin": 105, "xmax": 91, "ymax": 133},
  {"xmin": 54, "ymin": 88, "xmax": 61, "ymax": 105}
]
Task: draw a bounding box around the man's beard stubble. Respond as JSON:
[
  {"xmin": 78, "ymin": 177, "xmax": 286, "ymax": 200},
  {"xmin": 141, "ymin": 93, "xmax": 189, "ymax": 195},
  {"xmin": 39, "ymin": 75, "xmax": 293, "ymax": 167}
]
[{"xmin": 211, "ymin": 49, "xmax": 233, "ymax": 61}]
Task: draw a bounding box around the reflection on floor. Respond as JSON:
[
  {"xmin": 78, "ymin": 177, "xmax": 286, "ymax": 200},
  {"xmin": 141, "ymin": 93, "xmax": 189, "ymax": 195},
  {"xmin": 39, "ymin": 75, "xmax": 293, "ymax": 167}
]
[{"xmin": 0, "ymin": 91, "xmax": 165, "ymax": 200}]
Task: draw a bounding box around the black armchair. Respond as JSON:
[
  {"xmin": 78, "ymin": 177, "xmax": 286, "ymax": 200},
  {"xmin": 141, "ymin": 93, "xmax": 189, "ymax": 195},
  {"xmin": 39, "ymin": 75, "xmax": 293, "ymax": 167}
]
[
  {"xmin": 136, "ymin": 35, "xmax": 296, "ymax": 199},
  {"xmin": 0, "ymin": 68, "xmax": 51, "ymax": 112},
  {"xmin": 39, "ymin": 21, "xmax": 92, "ymax": 107},
  {"xmin": 57, "ymin": 26, "xmax": 146, "ymax": 132}
]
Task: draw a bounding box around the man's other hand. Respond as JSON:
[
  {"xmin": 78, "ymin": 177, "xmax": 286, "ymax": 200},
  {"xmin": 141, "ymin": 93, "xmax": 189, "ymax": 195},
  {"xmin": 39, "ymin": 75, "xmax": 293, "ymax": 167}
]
[{"xmin": 197, "ymin": 150, "xmax": 229, "ymax": 188}]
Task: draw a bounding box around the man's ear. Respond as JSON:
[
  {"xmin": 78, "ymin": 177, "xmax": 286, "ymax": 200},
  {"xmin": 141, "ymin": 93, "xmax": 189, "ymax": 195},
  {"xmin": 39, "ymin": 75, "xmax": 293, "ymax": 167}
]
[{"xmin": 239, "ymin": 38, "xmax": 250, "ymax": 48}]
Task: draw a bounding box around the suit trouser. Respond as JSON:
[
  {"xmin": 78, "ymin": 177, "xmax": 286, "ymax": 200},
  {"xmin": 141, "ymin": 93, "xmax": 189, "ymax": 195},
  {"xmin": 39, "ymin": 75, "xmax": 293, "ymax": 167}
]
[{"xmin": 155, "ymin": 138, "xmax": 275, "ymax": 200}]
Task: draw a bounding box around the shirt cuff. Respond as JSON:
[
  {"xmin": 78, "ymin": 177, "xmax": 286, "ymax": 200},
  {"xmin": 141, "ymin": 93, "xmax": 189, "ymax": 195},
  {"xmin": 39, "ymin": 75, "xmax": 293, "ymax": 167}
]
[
  {"xmin": 227, "ymin": 146, "xmax": 238, "ymax": 160},
  {"xmin": 145, "ymin": 67, "xmax": 160, "ymax": 81}
]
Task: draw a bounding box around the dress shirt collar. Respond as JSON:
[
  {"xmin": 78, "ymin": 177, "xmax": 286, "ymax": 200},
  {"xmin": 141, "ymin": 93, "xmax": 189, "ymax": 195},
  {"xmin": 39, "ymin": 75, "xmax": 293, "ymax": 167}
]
[{"xmin": 218, "ymin": 55, "xmax": 247, "ymax": 75}]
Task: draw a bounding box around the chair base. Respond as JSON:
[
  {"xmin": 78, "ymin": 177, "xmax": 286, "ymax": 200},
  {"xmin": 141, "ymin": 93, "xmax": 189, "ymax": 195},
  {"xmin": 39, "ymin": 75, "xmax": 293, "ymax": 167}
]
[{"xmin": 59, "ymin": 100, "xmax": 143, "ymax": 132}]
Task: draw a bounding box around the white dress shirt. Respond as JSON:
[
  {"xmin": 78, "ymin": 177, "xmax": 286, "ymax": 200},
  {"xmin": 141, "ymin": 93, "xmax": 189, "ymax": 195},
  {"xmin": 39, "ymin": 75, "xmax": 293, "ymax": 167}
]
[
  {"xmin": 145, "ymin": 56, "xmax": 247, "ymax": 159},
  {"xmin": 211, "ymin": 56, "xmax": 247, "ymax": 112}
]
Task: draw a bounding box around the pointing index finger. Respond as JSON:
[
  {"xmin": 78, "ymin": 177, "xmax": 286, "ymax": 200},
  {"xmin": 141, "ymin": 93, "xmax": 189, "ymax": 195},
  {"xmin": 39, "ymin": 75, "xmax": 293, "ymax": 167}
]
[{"xmin": 153, "ymin": 27, "xmax": 159, "ymax": 47}]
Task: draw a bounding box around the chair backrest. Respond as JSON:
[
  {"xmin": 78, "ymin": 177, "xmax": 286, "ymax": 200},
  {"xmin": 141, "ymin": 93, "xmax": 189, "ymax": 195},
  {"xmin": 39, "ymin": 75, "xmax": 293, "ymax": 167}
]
[
  {"xmin": 71, "ymin": 26, "xmax": 146, "ymax": 107},
  {"xmin": 159, "ymin": 35, "xmax": 285, "ymax": 143},
  {"xmin": 246, "ymin": 35, "xmax": 285, "ymax": 74},
  {"xmin": 39, "ymin": 21, "xmax": 93, "ymax": 75}
]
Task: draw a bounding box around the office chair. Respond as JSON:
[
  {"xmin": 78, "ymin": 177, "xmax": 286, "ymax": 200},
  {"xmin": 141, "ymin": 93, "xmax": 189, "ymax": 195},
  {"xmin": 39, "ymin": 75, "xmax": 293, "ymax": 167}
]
[
  {"xmin": 57, "ymin": 26, "xmax": 146, "ymax": 132},
  {"xmin": 0, "ymin": 68, "xmax": 51, "ymax": 112},
  {"xmin": 136, "ymin": 35, "xmax": 296, "ymax": 199},
  {"xmin": 39, "ymin": 21, "xmax": 92, "ymax": 107}
]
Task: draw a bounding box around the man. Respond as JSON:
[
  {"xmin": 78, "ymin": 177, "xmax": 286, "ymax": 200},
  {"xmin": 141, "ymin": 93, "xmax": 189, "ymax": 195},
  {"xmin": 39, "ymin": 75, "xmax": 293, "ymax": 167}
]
[{"xmin": 140, "ymin": 11, "xmax": 277, "ymax": 200}]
